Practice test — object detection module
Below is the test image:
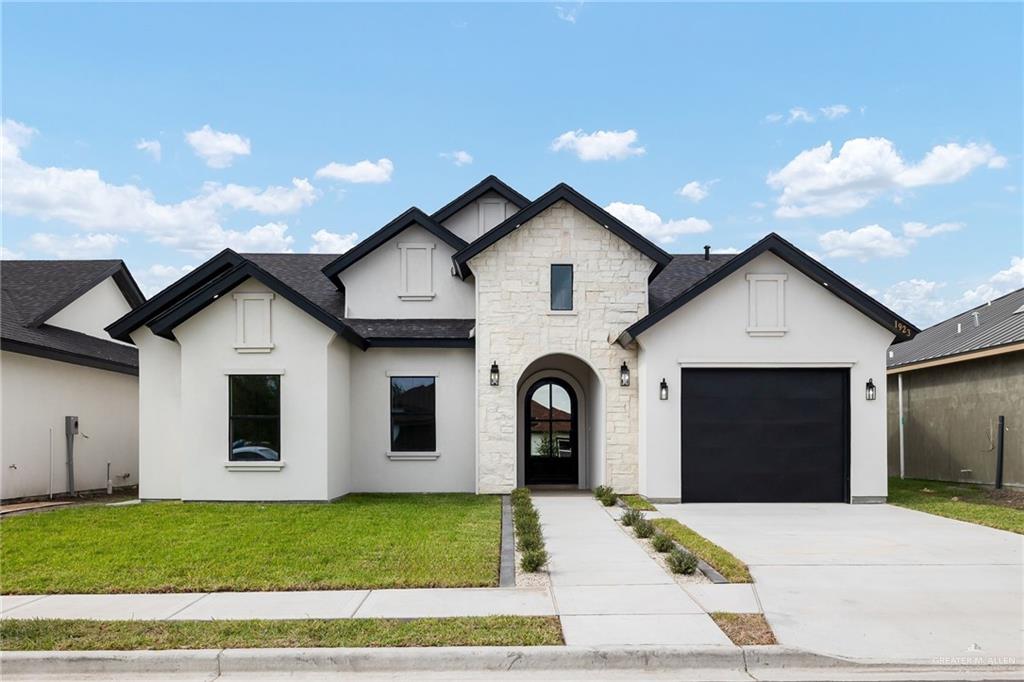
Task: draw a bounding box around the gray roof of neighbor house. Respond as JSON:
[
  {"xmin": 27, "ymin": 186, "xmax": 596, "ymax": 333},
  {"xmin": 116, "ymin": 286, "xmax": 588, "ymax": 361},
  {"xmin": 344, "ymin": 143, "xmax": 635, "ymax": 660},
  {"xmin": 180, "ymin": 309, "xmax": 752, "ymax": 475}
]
[
  {"xmin": 887, "ymin": 287, "xmax": 1024, "ymax": 370},
  {"xmin": 1, "ymin": 260, "xmax": 145, "ymax": 374}
]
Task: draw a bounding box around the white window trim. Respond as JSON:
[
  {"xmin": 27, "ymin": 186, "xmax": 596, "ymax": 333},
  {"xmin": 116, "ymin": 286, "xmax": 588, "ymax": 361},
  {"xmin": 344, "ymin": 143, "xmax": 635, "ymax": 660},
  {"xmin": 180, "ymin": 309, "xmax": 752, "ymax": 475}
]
[
  {"xmin": 478, "ymin": 198, "xmax": 505, "ymax": 236},
  {"xmin": 385, "ymin": 370, "xmax": 440, "ymax": 377},
  {"xmin": 233, "ymin": 292, "xmax": 275, "ymax": 352},
  {"xmin": 225, "ymin": 371, "xmax": 284, "ymax": 472},
  {"xmin": 224, "ymin": 461, "xmax": 286, "ymax": 472},
  {"xmin": 223, "ymin": 368, "xmax": 286, "ymax": 375},
  {"xmin": 550, "ymin": 262, "xmax": 574, "ymax": 312},
  {"xmin": 385, "ymin": 452, "xmax": 441, "ymax": 462},
  {"xmin": 746, "ymin": 274, "xmax": 788, "ymax": 337},
  {"xmin": 398, "ymin": 242, "xmax": 435, "ymax": 300},
  {"xmin": 387, "ymin": 373, "xmax": 438, "ymax": 460}
]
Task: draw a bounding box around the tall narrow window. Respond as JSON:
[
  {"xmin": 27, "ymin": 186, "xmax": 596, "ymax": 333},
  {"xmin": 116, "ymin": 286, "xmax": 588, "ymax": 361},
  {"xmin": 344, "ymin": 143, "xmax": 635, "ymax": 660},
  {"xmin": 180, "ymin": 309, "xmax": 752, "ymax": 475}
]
[
  {"xmin": 229, "ymin": 375, "xmax": 281, "ymax": 461},
  {"xmin": 390, "ymin": 377, "xmax": 436, "ymax": 452},
  {"xmin": 551, "ymin": 264, "xmax": 573, "ymax": 311}
]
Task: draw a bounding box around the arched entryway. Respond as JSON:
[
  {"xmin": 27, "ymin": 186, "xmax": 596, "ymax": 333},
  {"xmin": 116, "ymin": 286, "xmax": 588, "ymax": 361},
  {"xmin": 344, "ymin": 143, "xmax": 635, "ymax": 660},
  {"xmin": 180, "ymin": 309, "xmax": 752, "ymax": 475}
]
[
  {"xmin": 516, "ymin": 353, "xmax": 604, "ymax": 490},
  {"xmin": 524, "ymin": 378, "xmax": 578, "ymax": 485}
]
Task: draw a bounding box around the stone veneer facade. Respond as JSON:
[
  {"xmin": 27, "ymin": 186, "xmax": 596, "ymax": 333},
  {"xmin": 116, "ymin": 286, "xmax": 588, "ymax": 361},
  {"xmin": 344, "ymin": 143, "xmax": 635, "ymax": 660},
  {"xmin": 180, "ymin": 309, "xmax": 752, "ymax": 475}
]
[{"xmin": 471, "ymin": 200, "xmax": 657, "ymax": 493}]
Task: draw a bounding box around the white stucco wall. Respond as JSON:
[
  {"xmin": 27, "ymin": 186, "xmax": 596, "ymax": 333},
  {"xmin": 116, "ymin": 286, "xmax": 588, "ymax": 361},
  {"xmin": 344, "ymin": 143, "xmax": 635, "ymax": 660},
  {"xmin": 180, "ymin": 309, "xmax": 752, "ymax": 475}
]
[
  {"xmin": 440, "ymin": 191, "xmax": 518, "ymax": 243},
  {"xmin": 0, "ymin": 351, "xmax": 138, "ymax": 500},
  {"xmin": 326, "ymin": 336, "xmax": 352, "ymax": 499},
  {"xmin": 46, "ymin": 277, "xmax": 134, "ymax": 342},
  {"xmin": 349, "ymin": 347, "xmax": 475, "ymax": 492},
  {"xmin": 340, "ymin": 224, "xmax": 475, "ymax": 319},
  {"xmin": 173, "ymin": 279, "xmax": 342, "ymax": 501},
  {"xmin": 637, "ymin": 252, "xmax": 895, "ymax": 502},
  {"xmin": 131, "ymin": 327, "xmax": 183, "ymax": 500}
]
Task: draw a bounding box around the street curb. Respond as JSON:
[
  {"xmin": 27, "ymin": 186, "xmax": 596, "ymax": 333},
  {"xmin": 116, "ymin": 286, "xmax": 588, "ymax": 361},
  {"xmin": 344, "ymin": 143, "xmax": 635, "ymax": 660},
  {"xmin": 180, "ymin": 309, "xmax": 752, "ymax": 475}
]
[{"xmin": 2, "ymin": 645, "xmax": 1021, "ymax": 677}]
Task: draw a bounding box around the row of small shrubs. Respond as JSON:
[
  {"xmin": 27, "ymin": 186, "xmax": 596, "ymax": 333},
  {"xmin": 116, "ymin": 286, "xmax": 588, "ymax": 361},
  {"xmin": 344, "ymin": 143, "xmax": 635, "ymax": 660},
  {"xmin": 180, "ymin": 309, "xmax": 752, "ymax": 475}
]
[
  {"xmin": 593, "ymin": 485, "xmax": 618, "ymax": 507},
  {"xmin": 620, "ymin": 508, "xmax": 698, "ymax": 575},
  {"xmin": 511, "ymin": 488, "xmax": 548, "ymax": 572}
]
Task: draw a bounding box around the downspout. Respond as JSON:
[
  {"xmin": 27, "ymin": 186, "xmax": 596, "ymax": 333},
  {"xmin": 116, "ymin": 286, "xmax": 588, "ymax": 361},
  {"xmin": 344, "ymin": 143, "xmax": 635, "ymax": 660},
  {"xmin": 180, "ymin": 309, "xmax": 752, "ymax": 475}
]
[{"xmin": 898, "ymin": 373, "xmax": 905, "ymax": 480}]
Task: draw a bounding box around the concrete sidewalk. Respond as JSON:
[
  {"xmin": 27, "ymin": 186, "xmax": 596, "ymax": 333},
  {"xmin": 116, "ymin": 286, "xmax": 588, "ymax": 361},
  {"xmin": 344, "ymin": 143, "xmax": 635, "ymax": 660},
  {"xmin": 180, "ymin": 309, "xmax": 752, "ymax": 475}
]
[{"xmin": 533, "ymin": 493, "xmax": 732, "ymax": 647}]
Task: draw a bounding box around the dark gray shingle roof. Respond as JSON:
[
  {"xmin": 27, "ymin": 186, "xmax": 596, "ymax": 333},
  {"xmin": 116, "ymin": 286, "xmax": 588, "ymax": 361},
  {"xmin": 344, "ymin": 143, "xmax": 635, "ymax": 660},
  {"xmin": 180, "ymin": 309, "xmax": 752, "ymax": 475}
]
[
  {"xmin": 887, "ymin": 288, "xmax": 1024, "ymax": 369},
  {"xmin": 648, "ymin": 254, "xmax": 735, "ymax": 311},
  {"xmin": 346, "ymin": 318, "xmax": 475, "ymax": 341}
]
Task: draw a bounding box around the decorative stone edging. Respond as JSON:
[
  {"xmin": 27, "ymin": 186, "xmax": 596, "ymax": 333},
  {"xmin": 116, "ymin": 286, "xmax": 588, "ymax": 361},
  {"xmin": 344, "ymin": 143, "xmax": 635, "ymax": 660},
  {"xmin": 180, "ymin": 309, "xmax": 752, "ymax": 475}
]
[{"xmin": 499, "ymin": 495, "xmax": 516, "ymax": 588}]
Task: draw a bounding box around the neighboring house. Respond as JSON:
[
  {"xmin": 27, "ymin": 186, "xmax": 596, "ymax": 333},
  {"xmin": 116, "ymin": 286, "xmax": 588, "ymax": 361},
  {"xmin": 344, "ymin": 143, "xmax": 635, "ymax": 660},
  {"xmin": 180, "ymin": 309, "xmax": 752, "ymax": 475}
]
[
  {"xmin": 887, "ymin": 288, "xmax": 1023, "ymax": 488},
  {"xmin": 109, "ymin": 176, "xmax": 918, "ymax": 503},
  {"xmin": 1, "ymin": 260, "xmax": 145, "ymax": 501}
]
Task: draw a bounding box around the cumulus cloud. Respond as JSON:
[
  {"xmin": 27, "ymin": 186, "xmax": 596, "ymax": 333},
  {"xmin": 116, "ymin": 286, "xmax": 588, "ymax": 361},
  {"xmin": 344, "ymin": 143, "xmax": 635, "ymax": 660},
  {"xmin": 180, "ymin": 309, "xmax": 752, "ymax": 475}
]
[
  {"xmin": 185, "ymin": 125, "xmax": 251, "ymax": 168},
  {"xmin": 26, "ymin": 232, "xmax": 125, "ymax": 258},
  {"xmin": 604, "ymin": 202, "xmax": 711, "ymax": 244},
  {"xmin": 788, "ymin": 107, "xmax": 815, "ymax": 124},
  {"xmin": 0, "ymin": 246, "xmax": 25, "ymax": 259},
  {"xmin": 555, "ymin": 2, "xmax": 583, "ymax": 23},
  {"xmin": 135, "ymin": 139, "xmax": 162, "ymax": 161},
  {"xmin": 315, "ymin": 158, "xmax": 394, "ymax": 183},
  {"xmin": 768, "ymin": 138, "xmax": 1006, "ymax": 217},
  {"xmin": 676, "ymin": 180, "xmax": 717, "ymax": 203},
  {"xmin": 551, "ymin": 129, "xmax": 645, "ymax": 161},
  {"xmin": 818, "ymin": 220, "xmax": 964, "ymax": 261},
  {"xmin": 1, "ymin": 119, "xmax": 316, "ymax": 257},
  {"xmin": 819, "ymin": 104, "xmax": 850, "ymax": 120},
  {"xmin": 764, "ymin": 113, "xmax": 784, "ymax": 124},
  {"xmin": 309, "ymin": 229, "xmax": 359, "ymax": 254},
  {"xmin": 440, "ymin": 150, "xmax": 473, "ymax": 167},
  {"xmin": 901, "ymin": 221, "xmax": 963, "ymax": 239},
  {"xmin": 138, "ymin": 264, "xmax": 195, "ymax": 296}
]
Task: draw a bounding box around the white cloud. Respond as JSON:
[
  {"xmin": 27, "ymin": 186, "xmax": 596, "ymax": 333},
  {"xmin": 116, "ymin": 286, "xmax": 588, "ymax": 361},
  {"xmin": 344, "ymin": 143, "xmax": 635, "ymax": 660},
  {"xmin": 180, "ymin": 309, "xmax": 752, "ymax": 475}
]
[
  {"xmin": 819, "ymin": 220, "xmax": 965, "ymax": 262},
  {"xmin": 1, "ymin": 246, "xmax": 24, "ymax": 259},
  {"xmin": 764, "ymin": 113, "xmax": 784, "ymax": 124},
  {"xmin": 677, "ymin": 180, "xmax": 717, "ymax": 203},
  {"xmin": 440, "ymin": 150, "xmax": 473, "ymax": 167},
  {"xmin": 959, "ymin": 257, "xmax": 1024, "ymax": 309},
  {"xmin": 176, "ymin": 222, "xmax": 294, "ymax": 256},
  {"xmin": 551, "ymin": 129, "xmax": 645, "ymax": 161},
  {"xmin": 901, "ymin": 221, "xmax": 963, "ymax": 239},
  {"xmin": 788, "ymin": 107, "xmax": 815, "ymax": 124},
  {"xmin": 135, "ymin": 139, "xmax": 161, "ymax": 161},
  {"xmin": 138, "ymin": 264, "xmax": 195, "ymax": 296},
  {"xmin": 711, "ymin": 246, "xmax": 740, "ymax": 254},
  {"xmin": 184, "ymin": 125, "xmax": 251, "ymax": 168},
  {"xmin": 309, "ymin": 229, "xmax": 359, "ymax": 254},
  {"xmin": 555, "ymin": 2, "xmax": 583, "ymax": 23},
  {"xmin": 1, "ymin": 119, "xmax": 316, "ymax": 257},
  {"xmin": 26, "ymin": 232, "xmax": 124, "ymax": 258},
  {"xmin": 604, "ymin": 202, "xmax": 711, "ymax": 244},
  {"xmin": 768, "ymin": 138, "xmax": 1006, "ymax": 217},
  {"xmin": 819, "ymin": 104, "xmax": 850, "ymax": 120},
  {"xmin": 315, "ymin": 158, "xmax": 393, "ymax": 183}
]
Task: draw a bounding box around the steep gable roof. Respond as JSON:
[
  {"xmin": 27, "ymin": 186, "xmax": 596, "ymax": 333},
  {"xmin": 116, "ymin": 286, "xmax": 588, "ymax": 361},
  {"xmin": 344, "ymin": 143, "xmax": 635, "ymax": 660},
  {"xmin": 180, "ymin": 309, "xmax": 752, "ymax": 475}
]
[
  {"xmin": 619, "ymin": 232, "xmax": 920, "ymax": 346},
  {"xmin": 649, "ymin": 254, "xmax": 736, "ymax": 311},
  {"xmin": 452, "ymin": 183, "xmax": 673, "ymax": 279},
  {"xmin": 430, "ymin": 175, "xmax": 530, "ymax": 223},
  {"xmin": 321, "ymin": 208, "xmax": 467, "ymax": 288}
]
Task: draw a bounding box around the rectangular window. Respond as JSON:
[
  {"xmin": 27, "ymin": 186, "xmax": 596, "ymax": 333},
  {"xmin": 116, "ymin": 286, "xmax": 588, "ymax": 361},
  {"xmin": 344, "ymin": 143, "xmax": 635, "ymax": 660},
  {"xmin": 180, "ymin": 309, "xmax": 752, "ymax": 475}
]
[
  {"xmin": 551, "ymin": 264, "xmax": 573, "ymax": 311},
  {"xmin": 390, "ymin": 376, "xmax": 436, "ymax": 452},
  {"xmin": 229, "ymin": 375, "xmax": 281, "ymax": 461}
]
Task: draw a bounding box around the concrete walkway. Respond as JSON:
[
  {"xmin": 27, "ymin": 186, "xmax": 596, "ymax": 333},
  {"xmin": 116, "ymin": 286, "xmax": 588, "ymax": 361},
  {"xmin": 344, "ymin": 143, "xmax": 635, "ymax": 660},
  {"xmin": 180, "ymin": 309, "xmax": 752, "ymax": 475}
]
[{"xmin": 533, "ymin": 493, "xmax": 732, "ymax": 647}]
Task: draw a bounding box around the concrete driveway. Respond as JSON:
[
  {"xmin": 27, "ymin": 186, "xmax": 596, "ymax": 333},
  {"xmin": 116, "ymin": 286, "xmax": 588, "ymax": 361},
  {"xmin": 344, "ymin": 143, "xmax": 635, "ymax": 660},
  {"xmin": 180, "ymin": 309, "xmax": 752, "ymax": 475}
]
[{"xmin": 656, "ymin": 502, "xmax": 1023, "ymax": 662}]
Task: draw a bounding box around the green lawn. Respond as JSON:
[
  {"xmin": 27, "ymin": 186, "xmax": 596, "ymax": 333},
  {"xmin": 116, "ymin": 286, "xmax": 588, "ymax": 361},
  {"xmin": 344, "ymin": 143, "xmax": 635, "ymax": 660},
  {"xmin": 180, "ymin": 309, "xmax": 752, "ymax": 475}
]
[
  {"xmin": 0, "ymin": 617, "xmax": 563, "ymax": 650},
  {"xmin": 888, "ymin": 477, "xmax": 1024, "ymax": 534},
  {"xmin": 652, "ymin": 518, "xmax": 752, "ymax": 583},
  {"xmin": 620, "ymin": 495, "xmax": 657, "ymax": 511},
  {"xmin": 0, "ymin": 494, "xmax": 501, "ymax": 594}
]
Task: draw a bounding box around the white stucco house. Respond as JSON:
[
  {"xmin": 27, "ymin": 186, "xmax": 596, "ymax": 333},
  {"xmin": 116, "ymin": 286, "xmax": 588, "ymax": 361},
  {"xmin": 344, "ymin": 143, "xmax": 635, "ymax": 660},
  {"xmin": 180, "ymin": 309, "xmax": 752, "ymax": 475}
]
[
  {"xmin": 1, "ymin": 260, "xmax": 144, "ymax": 500},
  {"xmin": 109, "ymin": 177, "xmax": 919, "ymax": 503}
]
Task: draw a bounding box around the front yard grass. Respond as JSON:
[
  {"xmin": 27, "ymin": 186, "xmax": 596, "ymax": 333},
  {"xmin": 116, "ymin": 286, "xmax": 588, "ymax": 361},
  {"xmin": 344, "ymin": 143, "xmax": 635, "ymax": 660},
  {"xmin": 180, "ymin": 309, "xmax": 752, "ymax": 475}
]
[
  {"xmin": 0, "ymin": 494, "xmax": 501, "ymax": 594},
  {"xmin": 652, "ymin": 518, "xmax": 752, "ymax": 583},
  {"xmin": 888, "ymin": 477, "xmax": 1024, "ymax": 534},
  {"xmin": 0, "ymin": 616, "xmax": 563, "ymax": 650},
  {"xmin": 620, "ymin": 494, "xmax": 657, "ymax": 511}
]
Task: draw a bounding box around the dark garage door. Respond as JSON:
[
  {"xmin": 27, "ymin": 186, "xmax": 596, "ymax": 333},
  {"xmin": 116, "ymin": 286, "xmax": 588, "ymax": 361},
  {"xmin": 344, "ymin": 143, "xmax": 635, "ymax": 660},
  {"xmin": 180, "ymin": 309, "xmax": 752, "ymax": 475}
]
[{"xmin": 681, "ymin": 368, "xmax": 849, "ymax": 503}]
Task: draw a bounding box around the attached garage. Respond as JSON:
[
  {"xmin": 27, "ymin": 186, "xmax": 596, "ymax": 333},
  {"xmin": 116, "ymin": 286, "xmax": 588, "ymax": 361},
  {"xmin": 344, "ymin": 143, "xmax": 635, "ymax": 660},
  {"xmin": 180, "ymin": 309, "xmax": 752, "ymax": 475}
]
[{"xmin": 680, "ymin": 368, "xmax": 849, "ymax": 502}]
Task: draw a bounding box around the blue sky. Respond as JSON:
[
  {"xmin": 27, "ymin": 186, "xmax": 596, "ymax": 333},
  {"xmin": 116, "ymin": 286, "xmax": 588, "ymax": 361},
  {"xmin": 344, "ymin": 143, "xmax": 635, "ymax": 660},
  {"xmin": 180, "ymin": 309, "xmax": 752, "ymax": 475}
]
[{"xmin": 2, "ymin": 2, "xmax": 1021, "ymax": 326}]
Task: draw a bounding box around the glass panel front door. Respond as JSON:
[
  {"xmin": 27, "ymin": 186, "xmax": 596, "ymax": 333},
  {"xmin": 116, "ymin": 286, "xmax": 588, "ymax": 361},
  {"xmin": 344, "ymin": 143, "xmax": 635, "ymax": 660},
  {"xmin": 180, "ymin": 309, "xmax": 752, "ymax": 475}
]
[{"xmin": 525, "ymin": 378, "xmax": 578, "ymax": 484}]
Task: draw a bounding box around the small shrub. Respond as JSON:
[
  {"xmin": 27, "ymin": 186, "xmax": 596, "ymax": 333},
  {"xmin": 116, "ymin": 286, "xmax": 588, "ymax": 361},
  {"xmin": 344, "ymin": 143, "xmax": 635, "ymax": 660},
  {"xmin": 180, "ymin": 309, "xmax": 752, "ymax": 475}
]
[
  {"xmin": 511, "ymin": 487, "xmax": 531, "ymax": 505},
  {"xmin": 633, "ymin": 518, "xmax": 655, "ymax": 538},
  {"xmin": 517, "ymin": 529, "xmax": 543, "ymax": 553},
  {"xmin": 667, "ymin": 549, "xmax": 699, "ymax": 575},
  {"xmin": 520, "ymin": 548, "xmax": 548, "ymax": 572},
  {"xmin": 620, "ymin": 508, "xmax": 643, "ymax": 527},
  {"xmin": 651, "ymin": 533, "xmax": 675, "ymax": 553},
  {"xmin": 593, "ymin": 485, "xmax": 612, "ymax": 499},
  {"xmin": 599, "ymin": 491, "xmax": 618, "ymax": 506}
]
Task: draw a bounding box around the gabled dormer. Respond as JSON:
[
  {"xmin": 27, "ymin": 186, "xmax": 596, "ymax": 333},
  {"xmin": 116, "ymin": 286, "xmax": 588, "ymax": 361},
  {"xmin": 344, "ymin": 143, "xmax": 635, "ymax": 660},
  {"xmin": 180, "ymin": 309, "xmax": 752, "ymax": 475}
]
[{"xmin": 430, "ymin": 175, "xmax": 530, "ymax": 243}]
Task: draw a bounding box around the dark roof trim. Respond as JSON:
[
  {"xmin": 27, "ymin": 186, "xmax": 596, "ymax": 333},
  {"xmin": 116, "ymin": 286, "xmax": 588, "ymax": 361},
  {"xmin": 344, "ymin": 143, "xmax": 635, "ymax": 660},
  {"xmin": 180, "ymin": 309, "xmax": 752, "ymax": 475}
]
[
  {"xmin": 147, "ymin": 261, "xmax": 369, "ymax": 350},
  {"xmin": 430, "ymin": 175, "xmax": 531, "ymax": 224},
  {"xmin": 1, "ymin": 338, "xmax": 138, "ymax": 376},
  {"xmin": 620, "ymin": 232, "xmax": 921, "ymax": 345},
  {"xmin": 321, "ymin": 208, "xmax": 468, "ymax": 287},
  {"xmin": 29, "ymin": 261, "xmax": 146, "ymax": 329},
  {"xmin": 452, "ymin": 183, "xmax": 673, "ymax": 280},
  {"xmin": 106, "ymin": 249, "xmax": 246, "ymax": 343},
  {"xmin": 365, "ymin": 337, "xmax": 474, "ymax": 348},
  {"xmin": 889, "ymin": 339, "xmax": 1024, "ymax": 372}
]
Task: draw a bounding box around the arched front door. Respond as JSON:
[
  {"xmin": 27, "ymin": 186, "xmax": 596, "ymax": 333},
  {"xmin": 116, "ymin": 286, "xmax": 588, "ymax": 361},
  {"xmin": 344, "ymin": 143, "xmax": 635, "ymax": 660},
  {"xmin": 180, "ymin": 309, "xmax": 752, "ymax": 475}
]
[{"xmin": 524, "ymin": 378, "xmax": 578, "ymax": 485}]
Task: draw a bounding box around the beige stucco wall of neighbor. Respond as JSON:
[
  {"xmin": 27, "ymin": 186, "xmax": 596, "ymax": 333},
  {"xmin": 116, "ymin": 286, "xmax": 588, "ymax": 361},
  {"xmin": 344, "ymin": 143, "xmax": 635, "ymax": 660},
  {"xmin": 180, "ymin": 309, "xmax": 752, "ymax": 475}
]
[
  {"xmin": 46, "ymin": 277, "xmax": 134, "ymax": 343},
  {"xmin": 471, "ymin": 200, "xmax": 656, "ymax": 494},
  {"xmin": 637, "ymin": 251, "xmax": 896, "ymax": 502},
  {"xmin": 339, "ymin": 224, "xmax": 475, "ymax": 319},
  {"xmin": 173, "ymin": 279, "xmax": 341, "ymax": 501},
  {"xmin": 349, "ymin": 347, "xmax": 476, "ymax": 492},
  {"xmin": 0, "ymin": 351, "xmax": 138, "ymax": 500}
]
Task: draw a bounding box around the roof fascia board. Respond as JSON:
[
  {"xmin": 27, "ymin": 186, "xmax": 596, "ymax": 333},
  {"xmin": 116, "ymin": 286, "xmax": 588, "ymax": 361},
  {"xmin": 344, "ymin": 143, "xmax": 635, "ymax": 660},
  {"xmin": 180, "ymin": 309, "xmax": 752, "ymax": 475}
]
[
  {"xmin": 888, "ymin": 340, "xmax": 1024, "ymax": 374},
  {"xmin": 430, "ymin": 175, "xmax": 530, "ymax": 224},
  {"xmin": 28, "ymin": 261, "xmax": 142, "ymax": 328},
  {"xmin": 0, "ymin": 338, "xmax": 138, "ymax": 375},
  {"xmin": 365, "ymin": 337, "xmax": 474, "ymax": 348}
]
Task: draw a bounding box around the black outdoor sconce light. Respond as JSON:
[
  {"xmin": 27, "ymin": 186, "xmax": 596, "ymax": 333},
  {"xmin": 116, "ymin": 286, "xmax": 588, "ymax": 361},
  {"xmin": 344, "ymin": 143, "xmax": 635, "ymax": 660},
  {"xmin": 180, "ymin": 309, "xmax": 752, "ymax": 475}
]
[
  {"xmin": 865, "ymin": 378, "xmax": 876, "ymax": 401},
  {"xmin": 490, "ymin": 362, "xmax": 500, "ymax": 387},
  {"xmin": 659, "ymin": 378, "xmax": 669, "ymax": 400},
  {"xmin": 620, "ymin": 361, "xmax": 630, "ymax": 387}
]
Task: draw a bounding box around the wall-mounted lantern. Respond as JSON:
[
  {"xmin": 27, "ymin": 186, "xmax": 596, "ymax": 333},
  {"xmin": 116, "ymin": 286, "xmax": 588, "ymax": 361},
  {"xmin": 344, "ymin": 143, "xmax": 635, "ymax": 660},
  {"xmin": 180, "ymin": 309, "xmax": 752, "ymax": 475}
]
[
  {"xmin": 620, "ymin": 361, "xmax": 630, "ymax": 387},
  {"xmin": 659, "ymin": 378, "xmax": 669, "ymax": 401},
  {"xmin": 865, "ymin": 378, "xmax": 876, "ymax": 401},
  {"xmin": 490, "ymin": 362, "xmax": 500, "ymax": 387}
]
